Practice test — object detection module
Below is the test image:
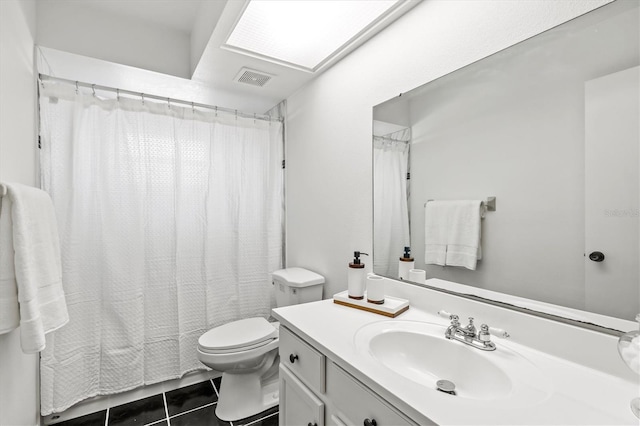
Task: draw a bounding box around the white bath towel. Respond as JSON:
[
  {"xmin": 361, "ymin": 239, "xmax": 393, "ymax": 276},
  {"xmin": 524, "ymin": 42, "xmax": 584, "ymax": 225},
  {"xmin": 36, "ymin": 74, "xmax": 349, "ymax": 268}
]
[
  {"xmin": 0, "ymin": 183, "xmax": 68, "ymax": 353},
  {"xmin": 424, "ymin": 200, "xmax": 483, "ymax": 270}
]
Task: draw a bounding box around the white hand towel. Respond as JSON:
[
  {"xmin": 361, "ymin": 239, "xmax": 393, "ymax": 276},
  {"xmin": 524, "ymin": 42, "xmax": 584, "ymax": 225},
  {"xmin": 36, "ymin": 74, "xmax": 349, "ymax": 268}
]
[
  {"xmin": 424, "ymin": 200, "xmax": 483, "ymax": 270},
  {"xmin": 0, "ymin": 193, "xmax": 20, "ymax": 333},
  {"xmin": 0, "ymin": 183, "xmax": 69, "ymax": 353}
]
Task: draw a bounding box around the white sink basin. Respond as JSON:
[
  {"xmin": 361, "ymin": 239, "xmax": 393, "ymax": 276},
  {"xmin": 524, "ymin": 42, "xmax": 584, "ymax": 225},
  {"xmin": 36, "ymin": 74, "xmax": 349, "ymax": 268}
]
[{"xmin": 354, "ymin": 320, "xmax": 552, "ymax": 405}]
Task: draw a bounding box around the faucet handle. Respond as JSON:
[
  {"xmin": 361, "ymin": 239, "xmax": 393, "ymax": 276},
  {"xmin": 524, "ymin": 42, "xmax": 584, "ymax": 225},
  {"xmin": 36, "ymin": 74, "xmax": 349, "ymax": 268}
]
[
  {"xmin": 478, "ymin": 324, "xmax": 491, "ymax": 342},
  {"xmin": 438, "ymin": 310, "xmax": 460, "ymax": 324},
  {"xmin": 437, "ymin": 309, "xmax": 454, "ymax": 319},
  {"xmin": 486, "ymin": 325, "xmax": 510, "ymax": 338}
]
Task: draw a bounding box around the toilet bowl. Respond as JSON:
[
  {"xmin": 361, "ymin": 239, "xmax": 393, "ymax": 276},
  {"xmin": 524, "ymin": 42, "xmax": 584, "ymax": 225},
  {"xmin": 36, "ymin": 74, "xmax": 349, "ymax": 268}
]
[
  {"xmin": 197, "ymin": 317, "xmax": 280, "ymax": 421},
  {"xmin": 197, "ymin": 267, "xmax": 324, "ymax": 422}
]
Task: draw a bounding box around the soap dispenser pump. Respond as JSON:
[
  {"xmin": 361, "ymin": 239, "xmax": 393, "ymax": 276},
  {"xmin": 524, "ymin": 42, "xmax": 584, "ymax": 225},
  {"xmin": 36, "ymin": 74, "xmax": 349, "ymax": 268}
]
[
  {"xmin": 348, "ymin": 251, "xmax": 368, "ymax": 300},
  {"xmin": 398, "ymin": 246, "xmax": 415, "ymax": 280}
]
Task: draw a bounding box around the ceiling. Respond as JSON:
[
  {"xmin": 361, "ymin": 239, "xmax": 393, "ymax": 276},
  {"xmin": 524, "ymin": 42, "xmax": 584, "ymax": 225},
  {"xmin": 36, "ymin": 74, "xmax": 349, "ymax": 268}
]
[
  {"xmin": 78, "ymin": 0, "xmax": 207, "ymax": 34},
  {"xmin": 38, "ymin": 0, "xmax": 420, "ymax": 112}
]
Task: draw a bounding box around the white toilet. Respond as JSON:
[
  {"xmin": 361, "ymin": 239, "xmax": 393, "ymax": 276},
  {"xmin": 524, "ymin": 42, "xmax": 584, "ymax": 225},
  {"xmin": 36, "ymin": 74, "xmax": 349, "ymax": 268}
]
[{"xmin": 197, "ymin": 267, "xmax": 325, "ymax": 421}]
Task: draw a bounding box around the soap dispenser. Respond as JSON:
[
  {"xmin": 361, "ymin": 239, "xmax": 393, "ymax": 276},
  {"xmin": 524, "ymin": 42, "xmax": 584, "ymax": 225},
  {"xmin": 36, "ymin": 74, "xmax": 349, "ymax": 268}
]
[
  {"xmin": 348, "ymin": 251, "xmax": 368, "ymax": 300},
  {"xmin": 398, "ymin": 246, "xmax": 414, "ymax": 280}
]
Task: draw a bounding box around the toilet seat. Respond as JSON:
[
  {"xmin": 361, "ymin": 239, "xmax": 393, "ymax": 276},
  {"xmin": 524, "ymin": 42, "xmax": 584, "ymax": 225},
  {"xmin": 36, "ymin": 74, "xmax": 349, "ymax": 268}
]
[
  {"xmin": 198, "ymin": 338, "xmax": 277, "ymax": 355},
  {"xmin": 198, "ymin": 317, "xmax": 278, "ymax": 354}
]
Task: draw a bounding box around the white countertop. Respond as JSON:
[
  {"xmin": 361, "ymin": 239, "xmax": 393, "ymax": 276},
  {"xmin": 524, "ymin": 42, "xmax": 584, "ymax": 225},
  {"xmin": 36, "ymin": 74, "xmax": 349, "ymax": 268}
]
[{"xmin": 273, "ymin": 298, "xmax": 639, "ymax": 425}]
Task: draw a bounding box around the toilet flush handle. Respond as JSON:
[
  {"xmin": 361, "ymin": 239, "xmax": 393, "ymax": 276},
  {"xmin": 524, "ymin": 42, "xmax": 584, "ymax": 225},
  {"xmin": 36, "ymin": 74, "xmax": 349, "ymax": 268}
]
[{"xmin": 289, "ymin": 354, "xmax": 299, "ymax": 363}]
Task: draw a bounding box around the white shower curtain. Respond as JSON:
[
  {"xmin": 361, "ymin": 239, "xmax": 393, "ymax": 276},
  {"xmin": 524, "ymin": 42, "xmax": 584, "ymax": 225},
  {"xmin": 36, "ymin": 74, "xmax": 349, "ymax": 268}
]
[
  {"xmin": 373, "ymin": 129, "xmax": 411, "ymax": 277},
  {"xmin": 38, "ymin": 82, "xmax": 283, "ymax": 415}
]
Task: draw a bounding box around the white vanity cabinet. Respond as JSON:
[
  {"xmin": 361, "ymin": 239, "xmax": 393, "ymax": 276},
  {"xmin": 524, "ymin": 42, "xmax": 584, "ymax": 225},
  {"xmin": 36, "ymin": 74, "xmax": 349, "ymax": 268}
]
[
  {"xmin": 279, "ymin": 325, "xmax": 325, "ymax": 426},
  {"xmin": 325, "ymin": 362, "xmax": 420, "ymax": 426},
  {"xmin": 279, "ymin": 325, "xmax": 419, "ymax": 426},
  {"xmin": 279, "ymin": 365, "xmax": 325, "ymax": 426}
]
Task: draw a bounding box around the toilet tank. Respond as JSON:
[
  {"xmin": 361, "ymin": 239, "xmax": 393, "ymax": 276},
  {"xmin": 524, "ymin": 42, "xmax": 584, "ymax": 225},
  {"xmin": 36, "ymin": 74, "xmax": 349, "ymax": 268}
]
[{"xmin": 272, "ymin": 267, "xmax": 325, "ymax": 307}]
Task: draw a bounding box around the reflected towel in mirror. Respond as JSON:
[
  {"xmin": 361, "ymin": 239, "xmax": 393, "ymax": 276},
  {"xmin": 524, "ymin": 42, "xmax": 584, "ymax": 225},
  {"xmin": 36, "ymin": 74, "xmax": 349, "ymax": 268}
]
[{"xmin": 424, "ymin": 200, "xmax": 482, "ymax": 270}]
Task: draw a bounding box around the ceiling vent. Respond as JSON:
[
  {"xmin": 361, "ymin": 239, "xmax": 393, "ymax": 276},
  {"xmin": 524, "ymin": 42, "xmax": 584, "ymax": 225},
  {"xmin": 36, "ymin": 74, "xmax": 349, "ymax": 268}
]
[{"xmin": 235, "ymin": 68, "xmax": 273, "ymax": 87}]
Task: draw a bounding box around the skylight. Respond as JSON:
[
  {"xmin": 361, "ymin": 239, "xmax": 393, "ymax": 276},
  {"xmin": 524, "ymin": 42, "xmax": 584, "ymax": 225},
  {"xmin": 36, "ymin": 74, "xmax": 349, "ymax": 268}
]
[{"xmin": 224, "ymin": 0, "xmax": 401, "ymax": 72}]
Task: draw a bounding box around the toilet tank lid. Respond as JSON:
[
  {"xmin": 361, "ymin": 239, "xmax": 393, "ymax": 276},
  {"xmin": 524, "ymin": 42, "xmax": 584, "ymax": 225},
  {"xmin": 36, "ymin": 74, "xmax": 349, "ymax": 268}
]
[{"xmin": 271, "ymin": 267, "xmax": 325, "ymax": 287}]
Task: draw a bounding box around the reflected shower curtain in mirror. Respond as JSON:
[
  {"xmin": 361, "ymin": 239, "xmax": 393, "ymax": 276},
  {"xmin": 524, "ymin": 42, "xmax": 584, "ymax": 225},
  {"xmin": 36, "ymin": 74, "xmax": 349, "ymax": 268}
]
[
  {"xmin": 373, "ymin": 129, "xmax": 410, "ymax": 277},
  {"xmin": 38, "ymin": 82, "xmax": 283, "ymax": 415}
]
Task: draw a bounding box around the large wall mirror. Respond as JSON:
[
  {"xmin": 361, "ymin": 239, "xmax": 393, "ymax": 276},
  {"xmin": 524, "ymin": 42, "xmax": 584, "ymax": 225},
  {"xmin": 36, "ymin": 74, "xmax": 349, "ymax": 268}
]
[{"xmin": 373, "ymin": 0, "xmax": 639, "ymax": 331}]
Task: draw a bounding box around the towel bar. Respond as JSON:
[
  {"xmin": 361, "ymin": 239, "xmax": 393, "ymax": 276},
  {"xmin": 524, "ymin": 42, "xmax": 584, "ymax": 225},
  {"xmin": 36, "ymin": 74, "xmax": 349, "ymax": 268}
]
[{"xmin": 424, "ymin": 197, "xmax": 497, "ymax": 212}]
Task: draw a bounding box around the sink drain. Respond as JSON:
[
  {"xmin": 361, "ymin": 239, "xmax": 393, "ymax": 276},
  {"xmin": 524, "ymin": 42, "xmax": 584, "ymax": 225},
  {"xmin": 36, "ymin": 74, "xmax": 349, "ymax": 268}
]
[{"xmin": 436, "ymin": 379, "xmax": 457, "ymax": 396}]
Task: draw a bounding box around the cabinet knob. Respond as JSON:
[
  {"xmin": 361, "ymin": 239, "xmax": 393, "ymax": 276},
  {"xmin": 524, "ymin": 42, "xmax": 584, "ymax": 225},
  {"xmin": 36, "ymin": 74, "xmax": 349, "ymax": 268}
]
[
  {"xmin": 589, "ymin": 251, "xmax": 605, "ymax": 262},
  {"xmin": 289, "ymin": 354, "xmax": 299, "ymax": 363},
  {"xmin": 364, "ymin": 419, "xmax": 377, "ymax": 426},
  {"xmin": 307, "ymin": 423, "xmax": 317, "ymax": 426}
]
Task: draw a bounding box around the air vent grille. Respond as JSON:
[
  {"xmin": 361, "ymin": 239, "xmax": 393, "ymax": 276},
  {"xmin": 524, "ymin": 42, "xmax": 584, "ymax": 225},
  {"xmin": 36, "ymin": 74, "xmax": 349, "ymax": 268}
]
[{"xmin": 235, "ymin": 68, "xmax": 273, "ymax": 87}]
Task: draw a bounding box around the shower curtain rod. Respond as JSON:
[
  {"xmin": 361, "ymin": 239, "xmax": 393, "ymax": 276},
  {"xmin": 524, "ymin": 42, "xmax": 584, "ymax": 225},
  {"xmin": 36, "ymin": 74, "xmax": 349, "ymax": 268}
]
[
  {"xmin": 374, "ymin": 135, "xmax": 410, "ymax": 143},
  {"xmin": 38, "ymin": 74, "xmax": 283, "ymax": 123}
]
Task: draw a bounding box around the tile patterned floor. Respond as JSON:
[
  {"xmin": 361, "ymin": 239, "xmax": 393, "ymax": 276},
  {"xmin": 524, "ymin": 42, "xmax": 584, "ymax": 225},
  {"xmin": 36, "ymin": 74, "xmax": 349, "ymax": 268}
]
[{"xmin": 55, "ymin": 377, "xmax": 278, "ymax": 426}]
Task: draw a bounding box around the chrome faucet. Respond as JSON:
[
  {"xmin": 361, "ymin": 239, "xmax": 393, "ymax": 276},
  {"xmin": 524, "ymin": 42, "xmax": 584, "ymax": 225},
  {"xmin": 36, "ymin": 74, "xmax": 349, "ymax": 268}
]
[{"xmin": 439, "ymin": 310, "xmax": 509, "ymax": 351}]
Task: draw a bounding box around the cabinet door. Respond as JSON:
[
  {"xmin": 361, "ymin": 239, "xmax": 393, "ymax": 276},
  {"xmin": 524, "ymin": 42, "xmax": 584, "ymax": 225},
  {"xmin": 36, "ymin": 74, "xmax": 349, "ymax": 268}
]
[
  {"xmin": 327, "ymin": 414, "xmax": 348, "ymax": 426},
  {"xmin": 280, "ymin": 364, "xmax": 324, "ymax": 426},
  {"xmin": 326, "ymin": 362, "xmax": 421, "ymax": 426}
]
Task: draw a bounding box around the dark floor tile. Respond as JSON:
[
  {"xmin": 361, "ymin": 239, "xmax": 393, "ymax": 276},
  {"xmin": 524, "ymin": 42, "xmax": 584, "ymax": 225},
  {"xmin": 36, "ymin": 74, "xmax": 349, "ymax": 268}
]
[
  {"xmin": 246, "ymin": 413, "xmax": 278, "ymax": 426},
  {"xmin": 234, "ymin": 407, "xmax": 278, "ymax": 426},
  {"xmin": 56, "ymin": 410, "xmax": 107, "ymax": 426},
  {"xmin": 165, "ymin": 380, "xmax": 217, "ymax": 417},
  {"xmin": 144, "ymin": 421, "xmax": 167, "ymax": 426},
  {"xmin": 108, "ymin": 394, "xmax": 166, "ymax": 426},
  {"xmin": 212, "ymin": 376, "xmax": 222, "ymax": 395},
  {"xmin": 169, "ymin": 405, "xmax": 230, "ymax": 426}
]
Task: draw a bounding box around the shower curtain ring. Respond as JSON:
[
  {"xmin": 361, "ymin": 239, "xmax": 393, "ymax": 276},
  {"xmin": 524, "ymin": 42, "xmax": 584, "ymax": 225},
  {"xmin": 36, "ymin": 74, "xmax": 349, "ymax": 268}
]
[
  {"xmin": 75, "ymin": 81, "xmax": 79, "ymax": 94},
  {"xmin": 141, "ymin": 93, "xmax": 145, "ymax": 105},
  {"xmin": 91, "ymin": 84, "xmax": 96, "ymax": 97},
  {"xmin": 116, "ymin": 89, "xmax": 120, "ymax": 102}
]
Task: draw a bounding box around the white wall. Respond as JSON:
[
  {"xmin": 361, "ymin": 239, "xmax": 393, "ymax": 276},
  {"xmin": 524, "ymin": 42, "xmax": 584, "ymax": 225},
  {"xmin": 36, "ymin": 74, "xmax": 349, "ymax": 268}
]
[
  {"xmin": 36, "ymin": 47, "xmax": 279, "ymax": 115},
  {"xmin": 0, "ymin": 0, "xmax": 39, "ymax": 424},
  {"xmin": 36, "ymin": 0, "xmax": 191, "ymax": 79},
  {"xmin": 285, "ymin": 0, "xmax": 611, "ymax": 299}
]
